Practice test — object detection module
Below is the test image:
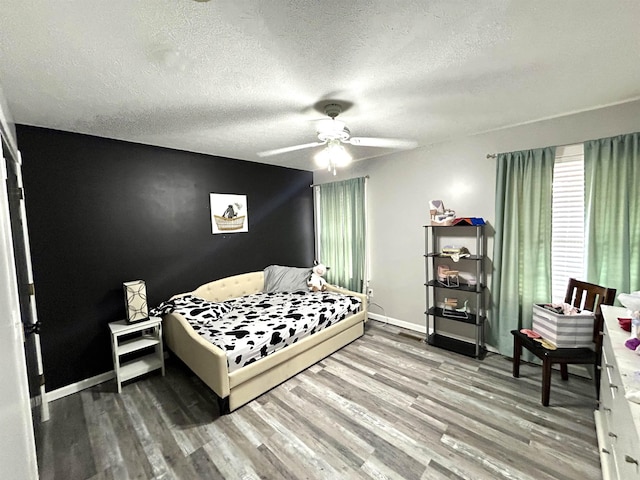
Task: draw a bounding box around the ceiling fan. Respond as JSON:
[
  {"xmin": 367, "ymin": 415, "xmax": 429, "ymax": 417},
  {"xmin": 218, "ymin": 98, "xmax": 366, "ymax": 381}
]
[{"xmin": 256, "ymin": 103, "xmax": 417, "ymax": 172}]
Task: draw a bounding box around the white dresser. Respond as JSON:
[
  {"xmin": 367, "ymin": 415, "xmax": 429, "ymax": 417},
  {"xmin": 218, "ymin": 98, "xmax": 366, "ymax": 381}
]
[{"xmin": 595, "ymin": 305, "xmax": 640, "ymax": 479}]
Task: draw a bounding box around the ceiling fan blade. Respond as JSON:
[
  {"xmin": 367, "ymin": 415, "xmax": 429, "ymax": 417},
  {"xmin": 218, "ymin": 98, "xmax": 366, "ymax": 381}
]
[
  {"xmin": 347, "ymin": 137, "xmax": 418, "ymax": 149},
  {"xmin": 257, "ymin": 141, "xmax": 325, "ymax": 157}
]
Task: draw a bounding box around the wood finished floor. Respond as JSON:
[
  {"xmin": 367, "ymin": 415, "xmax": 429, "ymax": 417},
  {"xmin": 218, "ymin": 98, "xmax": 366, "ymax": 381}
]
[{"xmin": 36, "ymin": 321, "xmax": 602, "ymax": 480}]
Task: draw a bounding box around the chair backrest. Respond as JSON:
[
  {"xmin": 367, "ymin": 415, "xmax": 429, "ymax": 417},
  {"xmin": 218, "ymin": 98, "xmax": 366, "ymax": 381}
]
[
  {"xmin": 564, "ymin": 278, "xmax": 616, "ymax": 345},
  {"xmin": 564, "ymin": 278, "xmax": 616, "ymax": 315}
]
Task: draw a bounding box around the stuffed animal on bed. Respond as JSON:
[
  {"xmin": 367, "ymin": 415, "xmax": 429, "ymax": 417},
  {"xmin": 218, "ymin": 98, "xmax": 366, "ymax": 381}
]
[{"xmin": 307, "ymin": 263, "xmax": 327, "ymax": 292}]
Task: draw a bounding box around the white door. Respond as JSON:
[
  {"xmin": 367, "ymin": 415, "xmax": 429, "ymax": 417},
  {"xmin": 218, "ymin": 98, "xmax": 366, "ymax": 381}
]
[
  {"xmin": 0, "ymin": 134, "xmax": 39, "ymax": 478},
  {"xmin": 2, "ymin": 138, "xmax": 49, "ymax": 423}
]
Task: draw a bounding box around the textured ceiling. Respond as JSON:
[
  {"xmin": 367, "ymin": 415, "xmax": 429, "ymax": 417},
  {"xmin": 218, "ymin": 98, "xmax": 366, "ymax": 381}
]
[{"xmin": 1, "ymin": 1, "xmax": 639, "ymax": 171}]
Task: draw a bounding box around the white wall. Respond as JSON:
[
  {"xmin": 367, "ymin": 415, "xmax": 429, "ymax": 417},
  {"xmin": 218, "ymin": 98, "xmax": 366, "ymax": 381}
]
[{"xmin": 314, "ymin": 99, "xmax": 640, "ymax": 339}]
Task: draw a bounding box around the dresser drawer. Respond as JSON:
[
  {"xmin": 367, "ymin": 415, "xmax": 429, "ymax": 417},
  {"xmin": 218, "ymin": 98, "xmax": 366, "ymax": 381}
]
[
  {"xmin": 595, "ymin": 409, "xmax": 616, "ymax": 480},
  {"xmin": 600, "ymin": 347, "xmax": 616, "ymax": 408},
  {"xmin": 602, "ymin": 339, "xmax": 619, "ymax": 389},
  {"xmin": 611, "ymin": 393, "xmax": 640, "ymax": 478},
  {"xmin": 613, "ymin": 446, "xmax": 640, "ymax": 479}
]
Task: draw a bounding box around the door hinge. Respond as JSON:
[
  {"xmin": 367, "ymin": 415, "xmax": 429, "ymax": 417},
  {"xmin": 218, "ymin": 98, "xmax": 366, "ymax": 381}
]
[
  {"xmin": 28, "ymin": 283, "xmax": 35, "ymax": 296},
  {"xmin": 39, "ymin": 373, "xmax": 45, "ymax": 386},
  {"xmin": 9, "ymin": 186, "xmax": 23, "ymax": 200},
  {"xmin": 24, "ymin": 320, "xmax": 41, "ymax": 337}
]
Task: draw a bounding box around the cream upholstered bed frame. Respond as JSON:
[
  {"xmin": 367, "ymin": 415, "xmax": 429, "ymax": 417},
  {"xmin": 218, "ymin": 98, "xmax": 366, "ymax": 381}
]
[{"xmin": 163, "ymin": 271, "xmax": 367, "ymax": 413}]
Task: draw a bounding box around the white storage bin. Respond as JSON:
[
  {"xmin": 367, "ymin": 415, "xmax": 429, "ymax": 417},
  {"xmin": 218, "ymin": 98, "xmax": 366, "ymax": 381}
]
[{"xmin": 532, "ymin": 304, "xmax": 594, "ymax": 348}]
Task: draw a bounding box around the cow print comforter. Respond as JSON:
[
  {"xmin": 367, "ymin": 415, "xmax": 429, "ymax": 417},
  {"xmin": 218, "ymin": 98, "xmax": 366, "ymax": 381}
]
[{"xmin": 153, "ymin": 291, "xmax": 361, "ymax": 372}]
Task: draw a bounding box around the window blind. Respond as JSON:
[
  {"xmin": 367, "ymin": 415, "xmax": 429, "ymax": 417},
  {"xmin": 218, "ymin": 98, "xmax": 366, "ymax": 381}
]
[{"xmin": 551, "ymin": 146, "xmax": 585, "ymax": 302}]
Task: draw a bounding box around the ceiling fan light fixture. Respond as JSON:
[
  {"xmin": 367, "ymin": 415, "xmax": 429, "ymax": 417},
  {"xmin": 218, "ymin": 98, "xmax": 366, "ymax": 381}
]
[
  {"xmin": 316, "ymin": 119, "xmax": 350, "ymax": 142},
  {"xmin": 314, "ymin": 148, "xmax": 330, "ymax": 168},
  {"xmin": 315, "ymin": 139, "xmax": 352, "ymax": 175},
  {"xmin": 255, "ymin": 100, "xmax": 416, "ymax": 167},
  {"xmin": 329, "ymin": 143, "xmax": 352, "ymax": 167}
]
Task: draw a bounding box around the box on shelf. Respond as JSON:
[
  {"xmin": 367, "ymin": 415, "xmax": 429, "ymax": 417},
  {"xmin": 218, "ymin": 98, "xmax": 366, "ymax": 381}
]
[{"xmin": 532, "ymin": 304, "xmax": 594, "ymax": 348}]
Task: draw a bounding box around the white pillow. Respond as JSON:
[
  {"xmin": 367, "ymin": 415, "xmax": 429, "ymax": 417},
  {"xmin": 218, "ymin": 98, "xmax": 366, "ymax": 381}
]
[{"xmin": 263, "ymin": 265, "xmax": 311, "ymax": 293}]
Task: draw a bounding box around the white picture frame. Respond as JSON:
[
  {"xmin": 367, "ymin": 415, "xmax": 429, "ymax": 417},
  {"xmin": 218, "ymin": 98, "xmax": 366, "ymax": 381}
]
[{"xmin": 210, "ymin": 193, "xmax": 248, "ymax": 234}]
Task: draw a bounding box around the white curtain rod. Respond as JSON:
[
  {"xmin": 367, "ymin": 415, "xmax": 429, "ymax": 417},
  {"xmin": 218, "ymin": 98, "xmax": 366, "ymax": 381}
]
[
  {"xmin": 310, "ymin": 175, "xmax": 369, "ymax": 188},
  {"xmin": 487, "ymin": 139, "xmax": 592, "ymax": 159}
]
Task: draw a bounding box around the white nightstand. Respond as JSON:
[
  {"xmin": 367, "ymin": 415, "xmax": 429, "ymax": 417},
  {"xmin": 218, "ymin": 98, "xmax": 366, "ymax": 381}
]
[{"xmin": 109, "ymin": 317, "xmax": 165, "ymax": 393}]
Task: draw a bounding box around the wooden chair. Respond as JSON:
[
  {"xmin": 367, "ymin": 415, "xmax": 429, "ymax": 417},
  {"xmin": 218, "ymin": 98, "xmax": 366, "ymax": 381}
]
[{"xmin": 511, "ymin": 278, "xmax": 616, "ymax": 406}]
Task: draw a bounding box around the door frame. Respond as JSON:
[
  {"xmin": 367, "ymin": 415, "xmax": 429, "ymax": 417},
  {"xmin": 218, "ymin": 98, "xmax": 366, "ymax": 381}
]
[
  {"xmin": 12, "ymin": 149, "xmax": 49, "ymax": 421},
  {"xmin": 3, "ymin": 144, "xmax": 50, "ymax": 422},
  {"xmin": 0, "ymin": 136, "xmax": 39, "ymax": 478}
]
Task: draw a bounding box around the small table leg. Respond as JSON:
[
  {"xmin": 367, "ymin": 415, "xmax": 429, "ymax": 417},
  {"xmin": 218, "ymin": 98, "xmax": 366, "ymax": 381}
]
[
  {"xmin": 542, "ymin": 359, "xmax": 552, "ymax": 406},
  {"xmin": 560, "ymin": 364, "xmax": 568, "ymax": 381},
  {"xmin": 512, "ymin": 334, "xmax": 522, "ymax": 378}
]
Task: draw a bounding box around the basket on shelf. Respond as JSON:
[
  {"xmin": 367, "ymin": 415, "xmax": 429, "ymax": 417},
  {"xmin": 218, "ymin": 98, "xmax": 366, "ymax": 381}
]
[{"xmin": 213, "ymin": 215, "xmax": 246, "ymax": 231}]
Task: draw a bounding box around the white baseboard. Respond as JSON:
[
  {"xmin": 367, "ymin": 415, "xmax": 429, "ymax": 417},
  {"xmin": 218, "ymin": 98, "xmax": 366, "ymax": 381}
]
[
  {"xmin": 368, "ymin": 312, "xmax": 425, "ymax": 334},
  {"xmin": 45, "ymin": 321, "xmax": 502, "ymax": 404},
  {"xmin": 45, "ymin": 351, "xmax": 170, "ymax": 402},
  {"xmin": 368, "ymin": 311, "xmax": 500, "ymax": 355},
  {"xmin": 46, "ymin": 371, "xmax": 114, "ymax": 402}
]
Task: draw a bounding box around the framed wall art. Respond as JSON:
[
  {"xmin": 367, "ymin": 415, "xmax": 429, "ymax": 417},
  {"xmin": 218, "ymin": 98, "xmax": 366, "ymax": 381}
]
[{"xmin": 210, "ymin": 193, "xmax": 248, "ymax": 234}]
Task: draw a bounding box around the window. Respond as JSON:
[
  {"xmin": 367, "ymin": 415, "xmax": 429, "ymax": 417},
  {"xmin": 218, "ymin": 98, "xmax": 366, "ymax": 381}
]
[
  {"xmin": 551, "ymin": 145, "xmax": 585, "ymax": 302},
  {"xmin": 313, "ymin": 177, "xmax": 367, "ymax": 292}
]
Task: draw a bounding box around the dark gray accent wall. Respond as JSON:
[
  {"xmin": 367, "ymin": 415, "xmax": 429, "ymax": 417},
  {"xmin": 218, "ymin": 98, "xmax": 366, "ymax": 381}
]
[{"xmin": 17, "ymin": 125, "xmax": 315, "ymax": 391}]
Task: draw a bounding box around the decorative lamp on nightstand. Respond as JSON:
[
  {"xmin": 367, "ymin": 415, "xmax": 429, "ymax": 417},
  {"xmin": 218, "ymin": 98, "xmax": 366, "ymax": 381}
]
[{"xmin": 123, "ymin": 280, "xmax": 148, "ymax": 323}]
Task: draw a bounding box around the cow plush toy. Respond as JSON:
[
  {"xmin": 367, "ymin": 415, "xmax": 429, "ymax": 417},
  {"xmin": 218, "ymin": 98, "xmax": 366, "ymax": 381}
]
[{"xmin": 307, "ymin": 263, "xmax": 327, "ymax": 292}]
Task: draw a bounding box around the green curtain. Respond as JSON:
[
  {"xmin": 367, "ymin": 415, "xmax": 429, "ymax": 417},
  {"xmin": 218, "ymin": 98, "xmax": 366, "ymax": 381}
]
[
  {"xmin": 317, "ymin": 177, "xmax": 366, "ymax": 292},
  {"xmin": 584, "ymin": 132, "xmax": 640, "ymax": 297},
  {"xmin": 490, "ymin": 147, "xmax": 555, "ymax": 356}
]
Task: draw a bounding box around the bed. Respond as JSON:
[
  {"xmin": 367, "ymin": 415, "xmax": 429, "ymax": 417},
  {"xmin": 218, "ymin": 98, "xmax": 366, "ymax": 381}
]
[{"xmin": 159, "ymin": 266, "xmax": 367, "ymax": 413}]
